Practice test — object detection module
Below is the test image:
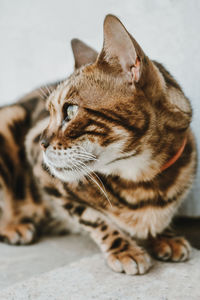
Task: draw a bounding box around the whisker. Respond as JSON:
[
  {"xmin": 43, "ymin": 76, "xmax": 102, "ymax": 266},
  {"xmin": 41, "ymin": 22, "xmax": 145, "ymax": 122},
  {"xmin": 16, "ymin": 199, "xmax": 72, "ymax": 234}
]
[
  {"xmin": 76, "ymin": 146, "xmax": 97, "ymax": 158},
  {"xmin": 86, "ymin": 172, "xmax": 112, "ymax": 208},
  {"xmin": 48, "ymin": 85, "xmax": 54, "ymax": 93},
  {"xmin": 37, "ymin": 90, "xmax": 46, "ymax": 99},
  {"xmin": 74, "ymin": 154, "xmax": 97, "ymax": 161},
  {"xmin": 72, "ymin": 159, "xmax": 112, "ymax": 208},
  {"xmin": 45, "ymin": 85, "xmax": 51, "ymax": 96},
  {"xmin": 78, "ymin": 152, "xmax": 97, "ymax": 159},
  {"xmin": 60, "ymin": 148, "xmax": 109, "ymax": 205},
  {"xmin": 37, "ymin": 91, "xmax": 46, "ymax": 100},
  {"xmin": 39, "ymin": 87, "xmax": 48, "ymax": 99},
  {"xmin": 69, "ymin": 160, "xmax": 83, "ymax": 179}
]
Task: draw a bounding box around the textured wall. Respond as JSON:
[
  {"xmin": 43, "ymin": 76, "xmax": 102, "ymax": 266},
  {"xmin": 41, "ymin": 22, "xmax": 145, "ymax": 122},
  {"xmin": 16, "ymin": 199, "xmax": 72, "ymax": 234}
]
[{"xmin": 0, "ymin": 0, "xmax": 199, "ymax": 215}]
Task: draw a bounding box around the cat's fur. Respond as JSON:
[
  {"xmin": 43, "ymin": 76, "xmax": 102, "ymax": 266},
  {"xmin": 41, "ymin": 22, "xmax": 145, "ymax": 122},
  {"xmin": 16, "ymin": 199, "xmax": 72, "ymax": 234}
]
[{"xmin": 0, "ymin": 15, "xmax": 197, "ymax": 275}]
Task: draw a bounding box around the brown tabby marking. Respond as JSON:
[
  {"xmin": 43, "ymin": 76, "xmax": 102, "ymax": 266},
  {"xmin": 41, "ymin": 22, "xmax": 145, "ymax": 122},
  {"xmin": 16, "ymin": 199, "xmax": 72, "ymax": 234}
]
[{"xmin": 0, "ymin": 15, "xmax": 197, "ymax": 274}]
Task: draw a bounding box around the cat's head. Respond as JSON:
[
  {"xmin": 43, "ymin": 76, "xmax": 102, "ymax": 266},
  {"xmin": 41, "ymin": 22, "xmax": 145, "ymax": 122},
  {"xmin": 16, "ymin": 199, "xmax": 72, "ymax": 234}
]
[{"xmin": 41, "ymin": 15, "xmax": 190, "ymax": 182}]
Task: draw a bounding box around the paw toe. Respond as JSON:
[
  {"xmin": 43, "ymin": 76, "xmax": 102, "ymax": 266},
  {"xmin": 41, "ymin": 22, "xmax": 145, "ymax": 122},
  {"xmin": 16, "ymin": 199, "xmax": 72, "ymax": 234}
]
[
  {"xmin": 170, "ymin": 238, "xmax": 191, "ymax": 262},
  {"xmin": 107, "ymin": 255, "xmax": 123, "ymax": 273},
  {"xmin": 107, "ymin": 247, "xmax": 152, "ymax": 275},
  {"xmin": 155, "ymin": 243, "xmax": 172, "ymax": 261},
  {"xmin": 152, "ymin": 236, "xmax": 191, "ymax": 262},
  {"xmin": 0, "ymin": 223, "xmax": 36, "ymax": 245}
]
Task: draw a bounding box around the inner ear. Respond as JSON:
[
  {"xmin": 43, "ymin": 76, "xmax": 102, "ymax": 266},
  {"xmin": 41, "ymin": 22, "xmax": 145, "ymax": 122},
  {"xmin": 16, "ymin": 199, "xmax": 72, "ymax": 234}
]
[
  {"xmin": 97, "ymin": 15, "xmax": 144, "ymax": 83},
  {"xmin": 71, "ymin": 39, "xmax": 98, "ymax": 69}
]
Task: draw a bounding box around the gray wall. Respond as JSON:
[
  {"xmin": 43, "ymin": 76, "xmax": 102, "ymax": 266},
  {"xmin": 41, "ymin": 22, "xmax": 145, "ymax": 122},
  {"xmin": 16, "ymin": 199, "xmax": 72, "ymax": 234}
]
[{"xmin": 0, "ymin": 0, "xmax": 199, "ymax": 215}]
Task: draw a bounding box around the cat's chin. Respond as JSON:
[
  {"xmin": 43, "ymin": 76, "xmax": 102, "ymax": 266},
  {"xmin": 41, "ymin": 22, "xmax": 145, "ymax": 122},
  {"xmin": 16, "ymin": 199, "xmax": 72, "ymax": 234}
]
[
  {"xmin": 51, "ymin": 167, "xmax": 85, "ymax": 183},
  {"xmin": 42, "ymin": 154, "xmax": 80, "ymax": 182}
]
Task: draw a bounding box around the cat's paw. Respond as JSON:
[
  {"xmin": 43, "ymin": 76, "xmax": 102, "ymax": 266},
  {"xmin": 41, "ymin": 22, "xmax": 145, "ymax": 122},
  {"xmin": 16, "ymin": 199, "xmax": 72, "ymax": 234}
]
[
  {"xmin": 0, "ymin": 223, "xmax": 36, "ymax": 245},
  {"xmin": 151, "ymin": 236, "xmax": 191, "ymax": 262},
  {"xmin": 106, "ymin": 246, "xmax": 152, "ymax": 275}
]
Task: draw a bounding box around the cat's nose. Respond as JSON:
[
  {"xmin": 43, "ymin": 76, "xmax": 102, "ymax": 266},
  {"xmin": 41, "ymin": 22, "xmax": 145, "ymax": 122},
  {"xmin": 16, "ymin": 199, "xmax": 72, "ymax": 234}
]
[{"xmin": 40, "ymin": 139, "xmax": 50, "ymax": 150}]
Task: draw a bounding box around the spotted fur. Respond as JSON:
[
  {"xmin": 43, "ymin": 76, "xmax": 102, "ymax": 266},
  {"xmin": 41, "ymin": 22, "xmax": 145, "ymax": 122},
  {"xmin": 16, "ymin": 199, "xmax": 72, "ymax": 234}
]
[{"xmin": 0, "ymin": 15, "xmax": 197, "ymax": 274}]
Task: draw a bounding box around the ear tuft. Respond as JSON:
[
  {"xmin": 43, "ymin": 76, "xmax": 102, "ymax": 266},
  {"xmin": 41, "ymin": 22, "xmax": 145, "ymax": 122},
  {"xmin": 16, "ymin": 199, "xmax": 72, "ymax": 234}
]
[{"xmin": 71, "ymin": 39, "xmax": 98, "ymax": 69}]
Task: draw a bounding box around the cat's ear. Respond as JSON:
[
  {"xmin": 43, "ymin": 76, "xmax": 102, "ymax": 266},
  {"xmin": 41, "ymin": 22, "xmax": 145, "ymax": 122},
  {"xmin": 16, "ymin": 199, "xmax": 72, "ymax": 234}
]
[
  {"xmin": 71, "ymin": 39, "xmax": 98, "ymax": 69},
  {"xmin": 97, "ymin": 15, "xmax": 145, "ymax": 84}
]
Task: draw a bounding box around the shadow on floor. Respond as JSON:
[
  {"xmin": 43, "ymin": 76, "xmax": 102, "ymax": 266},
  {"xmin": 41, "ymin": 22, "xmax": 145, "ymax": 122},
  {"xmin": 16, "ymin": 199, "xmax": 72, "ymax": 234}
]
[{"xmin": 173, "ymin": 216, "xmax": 200, "ymax": 249}]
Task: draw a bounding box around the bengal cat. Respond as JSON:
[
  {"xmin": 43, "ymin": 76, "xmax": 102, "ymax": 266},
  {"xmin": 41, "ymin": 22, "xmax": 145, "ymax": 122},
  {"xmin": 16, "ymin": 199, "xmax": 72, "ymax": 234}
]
[{"xmin": 0, "ymin": 15, "xmax": 197, "ymax": 275}]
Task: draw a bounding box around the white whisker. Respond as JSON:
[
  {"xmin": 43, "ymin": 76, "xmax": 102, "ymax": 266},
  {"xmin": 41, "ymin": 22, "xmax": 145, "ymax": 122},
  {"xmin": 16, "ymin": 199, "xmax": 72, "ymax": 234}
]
[
  {"xmin": 86, "ymin": 172, "xmax": 112, "ymax": 208},
  {"xmin": 39, "ymin": 87, "xmax": 48, "ymax": 98},
  {"xmin": 37, "ymin": 89, "xmax": 46, "ymax": 99},
  {"xmin": 45, "ymin": 85, "xmax": 51, "ymax": 96},
  {"xmin": 73, "ymin": 154, "xmax": 97, "ymax": 161},
  {"xmin": 71, "ymin": 158, "xmax": 112, "ymax": 207},
  {"xmin": 78, "ymin": 152, "xmax": 97, "ymax": 159},
  {"xmin": 37, "ymin": 91, "xmax": 45, "ymax": 100},
  {"xmin": 77, "ymin": 146, "xmax": 97, "ymax": 158}
]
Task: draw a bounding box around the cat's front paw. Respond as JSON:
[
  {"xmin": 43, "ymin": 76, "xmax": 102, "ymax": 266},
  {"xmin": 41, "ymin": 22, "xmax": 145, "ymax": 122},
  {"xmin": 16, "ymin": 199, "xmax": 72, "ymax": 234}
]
[
  {"xmin": 151, "ymin": 236, "xmax": 191, "ymax": 262},
  {"xmin": 106, "ymin": 245, "xmax": 152, "ymax": 275},
  {"xmin": 0, "ymin": 223, "xmax": 36, "ymax": 245}
]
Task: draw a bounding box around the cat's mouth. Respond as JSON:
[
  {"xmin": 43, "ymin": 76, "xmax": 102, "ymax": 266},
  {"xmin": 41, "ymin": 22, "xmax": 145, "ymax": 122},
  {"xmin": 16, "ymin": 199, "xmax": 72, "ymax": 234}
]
[
  {"xmin": 42, "ymin": 148, "xmax": 98, "ymax": 182},
  {"xmin": 43, "ymin": 154, "xmax": 95, "ymax": 174},
  {"xmin": 44, "ymin": 157, "xmax": 97, "ymax": 182},
  {"xmin": 54, "ymin": 159, "xmax": 94, "ymax": 172}
]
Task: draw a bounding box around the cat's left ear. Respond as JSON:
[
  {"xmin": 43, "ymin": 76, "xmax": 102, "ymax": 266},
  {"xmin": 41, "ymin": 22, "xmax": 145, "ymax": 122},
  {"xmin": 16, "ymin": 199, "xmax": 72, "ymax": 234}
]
[
  {"xmin": 97, "ymin": 15, "xmax": 146, "ymax": 84},
  {"xmin": 71, "ymin": 39, "xmax": 98, "ymax": 69}
]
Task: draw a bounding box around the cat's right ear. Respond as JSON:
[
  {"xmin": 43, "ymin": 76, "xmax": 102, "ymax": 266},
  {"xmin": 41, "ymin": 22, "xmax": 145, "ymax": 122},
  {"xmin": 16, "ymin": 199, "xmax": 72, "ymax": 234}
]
[
  {"xmin": 97, "ymin": 15, "xmax": 146, "ymax": 85},
  {"xmin": 71, "ymin": 39, "xmax": 98, "ymax": 69}
]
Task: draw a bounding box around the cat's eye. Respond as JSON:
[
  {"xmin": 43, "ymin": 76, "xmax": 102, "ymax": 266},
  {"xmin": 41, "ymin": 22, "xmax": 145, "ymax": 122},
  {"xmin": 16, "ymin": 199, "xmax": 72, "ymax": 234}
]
[{"xmin": 63, "ymin": 104, "xmax": 79, "ymax": 122}]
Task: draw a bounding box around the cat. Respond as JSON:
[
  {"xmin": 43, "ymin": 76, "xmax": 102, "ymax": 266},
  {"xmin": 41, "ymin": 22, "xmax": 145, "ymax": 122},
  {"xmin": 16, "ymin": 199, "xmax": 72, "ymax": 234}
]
[{"xmin": 0, "ymin": 14, "xmax": 197, "ymax": 275}]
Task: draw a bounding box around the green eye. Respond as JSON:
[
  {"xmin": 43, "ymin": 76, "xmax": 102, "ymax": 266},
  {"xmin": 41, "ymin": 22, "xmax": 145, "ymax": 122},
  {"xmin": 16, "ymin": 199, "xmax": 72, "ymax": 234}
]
[{"xmin": 64, "ymin": 104, "xmax": 79, "ymax": 121}]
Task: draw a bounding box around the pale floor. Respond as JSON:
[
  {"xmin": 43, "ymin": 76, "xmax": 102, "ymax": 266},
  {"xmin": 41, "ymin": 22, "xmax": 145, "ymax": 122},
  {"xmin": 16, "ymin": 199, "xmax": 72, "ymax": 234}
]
[
  {"xmin": 0, "ymin": 234, "xmax": 98, "ymax": 290},
  {"xmin": 0, "ymin": 218, "xmax": 199, "ymax": 299}
]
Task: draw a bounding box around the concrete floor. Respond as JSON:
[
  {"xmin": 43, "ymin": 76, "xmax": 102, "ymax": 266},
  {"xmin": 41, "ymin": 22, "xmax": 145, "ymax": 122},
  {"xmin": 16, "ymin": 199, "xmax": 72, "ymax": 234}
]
[
  {"xmin": 0, "ymin": 243, "xmax": 199, "ymax": 300},
  {"xmin": 0, "ymin": 217, "xmax": 199, "ymax": 299},
  {"xmin": 0, "ymin": 234, "xmax": 98, "ymax": 290}
]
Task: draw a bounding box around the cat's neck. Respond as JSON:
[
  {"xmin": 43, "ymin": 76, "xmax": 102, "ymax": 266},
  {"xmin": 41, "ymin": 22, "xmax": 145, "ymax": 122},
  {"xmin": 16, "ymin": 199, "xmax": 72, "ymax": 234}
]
[
  {"xmin": 98, "ymin": 148, "xmax": 159, "ymax": 182},
  {"xmin": 98, "ymin": 135, "xmax": 188, "ymax": 182}
]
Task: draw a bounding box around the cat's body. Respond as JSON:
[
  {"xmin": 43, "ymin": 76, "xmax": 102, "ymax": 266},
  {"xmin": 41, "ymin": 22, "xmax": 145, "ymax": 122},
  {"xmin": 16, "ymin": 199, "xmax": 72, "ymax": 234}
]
[{"xmin": 0, "ymin": 15, "xmax": 197, "ymax": 275}]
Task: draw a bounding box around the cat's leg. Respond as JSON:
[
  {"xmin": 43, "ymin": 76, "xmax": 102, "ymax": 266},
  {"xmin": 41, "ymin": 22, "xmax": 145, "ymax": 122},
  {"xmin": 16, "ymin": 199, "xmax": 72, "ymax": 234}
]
[
  {"xmin": 64, "ymin": 202, "xmax": 152, "ymax": 275},
  {"xmin": 0, "ymin": 105, "xmax": 46, "ymax": 245},
  {"xmin": 0, "ymin": 218, "xmax": 37, "ymax": 245},
  {"xmin": 0, "ymin": 162, "xmax": 46, "ymax": 245},
  {"xmin": 149, "ymin": 229, "xmax": 191, "ymax": 262},
  {"xmin": 0, "ymin": 184, "xmax": 46, "ymax": 245}
]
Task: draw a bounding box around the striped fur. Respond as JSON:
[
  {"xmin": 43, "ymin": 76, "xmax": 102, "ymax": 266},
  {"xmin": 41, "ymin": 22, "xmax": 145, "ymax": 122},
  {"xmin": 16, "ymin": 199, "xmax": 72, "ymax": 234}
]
[{"xmin": 0, "ymin": 15, "xmax": 197, "ymax": 275}]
